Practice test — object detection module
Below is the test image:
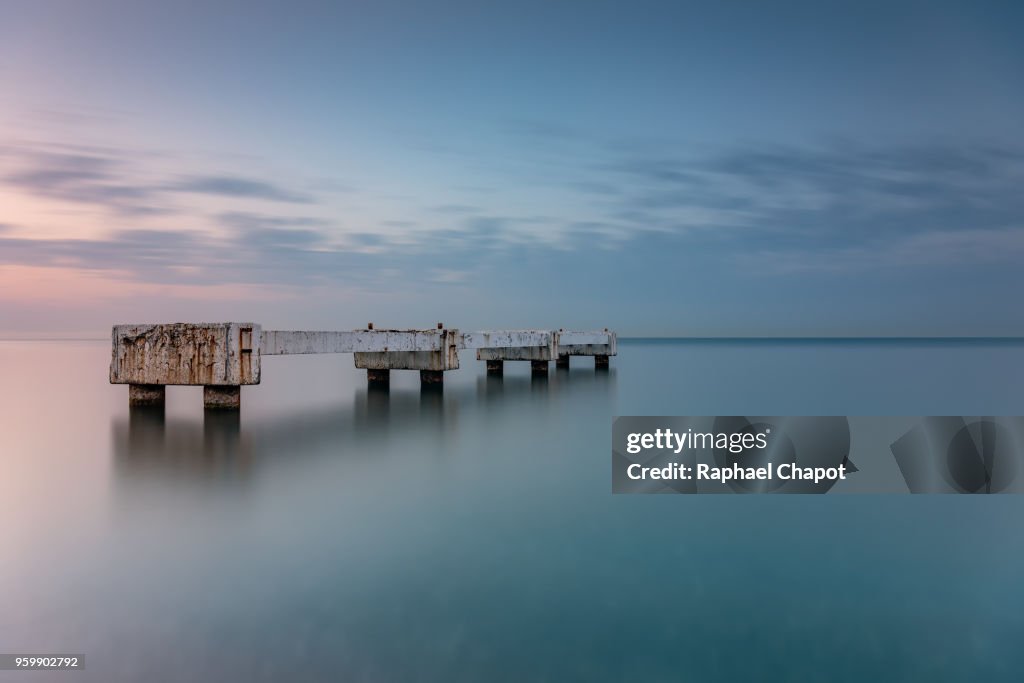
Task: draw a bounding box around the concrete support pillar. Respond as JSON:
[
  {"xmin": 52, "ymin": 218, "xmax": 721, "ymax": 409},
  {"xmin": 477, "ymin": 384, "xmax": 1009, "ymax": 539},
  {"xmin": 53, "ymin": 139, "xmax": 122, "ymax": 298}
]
[
  {"xmin": 420, "ymin": 370, "xmax": 444, "ymax": 388},
  {"xmin": 486, "ymin": 359, "xmax": 504, "ymax": 376},
  {"xmin": 129, "ymin": 383, "xmax": 165, "ymax": 407},
  {"xmin": 367, "ymin": 368, "xmax": 390, "ymax": 386},
  {"xmin": 531, "ymin": 360, "xmax": 549, "ymax": 375},
  {"xmin": 556, "ymin": 354, "xmax": 570, "ymax": 369},
  {"xmin": 204, "ymin": 385, "xmax": 241, "ymax": 410},
  {"xmin": 595, "ymin": 354, "xmax": 610, "ymax": 369}
]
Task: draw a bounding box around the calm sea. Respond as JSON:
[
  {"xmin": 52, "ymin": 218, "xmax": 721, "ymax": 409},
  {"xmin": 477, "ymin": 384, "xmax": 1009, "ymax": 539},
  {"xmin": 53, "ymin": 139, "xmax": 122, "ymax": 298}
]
[{"xmin": 1, "ymin": 339, "xmax": 1022, "ymax": 682}]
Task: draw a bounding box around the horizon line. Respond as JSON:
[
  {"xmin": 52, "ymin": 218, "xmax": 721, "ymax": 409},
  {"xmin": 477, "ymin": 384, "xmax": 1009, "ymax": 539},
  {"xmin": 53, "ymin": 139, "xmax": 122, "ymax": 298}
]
[{"xmin": 3, "ymin": 335, "xmax": 1023, "ymax": 343}]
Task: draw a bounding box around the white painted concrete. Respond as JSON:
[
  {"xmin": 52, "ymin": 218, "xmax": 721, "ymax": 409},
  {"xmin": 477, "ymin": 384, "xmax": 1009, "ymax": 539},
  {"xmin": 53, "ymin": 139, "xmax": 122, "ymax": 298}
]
[
  {"xmin": 558, "ymin": 330, "xmax": 617, "ymax": 356},
  {"xmin": 262, "ymin": 329, "xmax": 447, "ymax": 355},
  {"xmin": 470, "ymin": 330, "xmax": 559, "ymax": 361}
]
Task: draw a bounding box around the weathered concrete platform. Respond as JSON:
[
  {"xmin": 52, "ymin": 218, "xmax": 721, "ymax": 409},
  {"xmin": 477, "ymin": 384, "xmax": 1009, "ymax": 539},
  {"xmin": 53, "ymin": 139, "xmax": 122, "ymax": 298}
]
[
  {"xmin": 111, "ymin": 323, "xmax": 260, "ymax": 407},
  {"xmin": 110, "ymin": 323, "xmax": 616, "ymax": 410},
  {"xmin": 352, "ymin": 326, "xmax": 460, "ymax": 387},
  {"xmin": 557, "ymin": 329, "xmax": 617, "ymax": 368},
  {"xmin": 111, "ymin": 323, "xmax": 261, "ymax": 385},
  {"xmin": 464, "ymin": 330, "xmax": 559, "ymax": 375}
]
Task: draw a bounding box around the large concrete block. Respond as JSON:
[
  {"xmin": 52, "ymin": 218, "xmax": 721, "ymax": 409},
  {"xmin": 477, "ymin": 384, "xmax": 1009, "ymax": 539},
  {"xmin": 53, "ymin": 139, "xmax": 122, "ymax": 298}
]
[
  {"xmin": 110, "ymin": 323, "xmax": 262, "ymax": 386},
  {"xmin": 352, "ymin": 328, "xmax": 460, "ymax": 371}
]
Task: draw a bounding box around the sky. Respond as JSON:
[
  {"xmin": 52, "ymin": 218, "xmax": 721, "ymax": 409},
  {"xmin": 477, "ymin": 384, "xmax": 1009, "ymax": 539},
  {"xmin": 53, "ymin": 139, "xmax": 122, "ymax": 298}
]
[{"xmin": 1, "ymin": 0, "xmax": 1023, "ymax": 337}]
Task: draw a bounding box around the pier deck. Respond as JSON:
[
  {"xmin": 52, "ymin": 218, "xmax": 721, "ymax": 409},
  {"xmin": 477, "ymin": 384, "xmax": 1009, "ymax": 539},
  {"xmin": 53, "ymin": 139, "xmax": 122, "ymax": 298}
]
[{"xmin": 110, "ymin": 323, "xmax": 616, "ymax": 409}]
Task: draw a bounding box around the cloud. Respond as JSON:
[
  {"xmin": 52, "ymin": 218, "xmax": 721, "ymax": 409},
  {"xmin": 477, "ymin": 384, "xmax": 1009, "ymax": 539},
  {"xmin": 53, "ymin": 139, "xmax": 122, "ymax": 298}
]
[
  {"xmin": 1, "ymin": 141, "xmax": 319, "ymax": 214},
  {"xmin": 431, "ymin": 204, "xmax": 480, "ymax": 214},
  {"xmin": 346, "ymin": 233, "xmax": 386, "ymax": 246},
  {"xmin": 745, "ymin": 227, "xmax": 1024, "ymax": 274},
  {"xmin": 2, "ymin": 147, "xmax": 167, "ymax": 214},
  {"xmin": 4, "ymin": 130, "xmax": 1024, "ymax": 295},
  {"xmin": 0, "ymin": 216, "xmax": 490, "ymax": 291},
  {"xmin": 0, "ymin": 228, "xmax": 346, "ymax": 287},
  {"xmin": 428, "ymin": 268, "xmax": 472, "ymax": 284},
  {"xmin": 599, "ymin": 142, "xmax": 1024, "ymax": 242},
  {"xmin": 169, "ymin": 175, "xmax": 314, "ymax": 203},
  {"xmin": 217, "ymin": 211, "xmax": 331, "ymax": 247},
  {"xmin": 217, "ymin": 212, "xmax": 330, "ymax": 230}
]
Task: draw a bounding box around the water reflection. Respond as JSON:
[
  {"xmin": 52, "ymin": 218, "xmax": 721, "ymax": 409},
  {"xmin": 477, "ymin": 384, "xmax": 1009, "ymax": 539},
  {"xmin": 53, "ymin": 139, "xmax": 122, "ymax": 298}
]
[
  {"xmin": 111, "ymin": 406, "xmax": 253, "ymax": 487},
  {"xmin": 110, "ymin": 367, "xmax": 617, "ymax": 492},
  {"xmin": 13, "ymin": 340, "xmax": 1024, "ymax": 682}
]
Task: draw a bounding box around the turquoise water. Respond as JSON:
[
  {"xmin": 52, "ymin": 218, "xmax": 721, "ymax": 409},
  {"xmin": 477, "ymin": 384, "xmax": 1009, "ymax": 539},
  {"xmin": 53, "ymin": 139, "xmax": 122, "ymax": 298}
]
[{"xmin": 1, "ymin": 339, "xmax": 1023, "ymax": 681}]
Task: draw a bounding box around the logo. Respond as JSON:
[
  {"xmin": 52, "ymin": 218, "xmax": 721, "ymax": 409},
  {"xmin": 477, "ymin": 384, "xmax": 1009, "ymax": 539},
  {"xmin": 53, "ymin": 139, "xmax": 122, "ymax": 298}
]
[{"xmin": 891, "ymin": 417, "xmax": 1024, "ymax": 493}]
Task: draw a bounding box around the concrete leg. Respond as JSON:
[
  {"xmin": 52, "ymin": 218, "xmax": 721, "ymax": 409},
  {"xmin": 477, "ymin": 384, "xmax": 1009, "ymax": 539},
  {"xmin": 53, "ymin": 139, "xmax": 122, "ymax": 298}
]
[
  {"xmin": 556, "ymin": 354, "xmax": 570, "ymax": 369},
  {"xmin": 420, "ymin": 370, "xmax": 444, "ymax": 388},
  {"xmin": 531, "ymin": 360, "xmax": 549, "ymax": 375},
  {"xmin": 204, "ymin": 385, "xmax": 241, "ymax": 410},
  {"xmin": 367, "ymin": 369, "xmax": 390, "ymax": 386},
  {"xmin": 129, "ymin": 384, "xmax": 165, "ymax": 407},
  {"xmin": 595, "ymin": 354, "xmax": 610, "ymax": 369},
  {"xmin": 486, "ymin": 359, "xmax": 504, "ymax": 376}
]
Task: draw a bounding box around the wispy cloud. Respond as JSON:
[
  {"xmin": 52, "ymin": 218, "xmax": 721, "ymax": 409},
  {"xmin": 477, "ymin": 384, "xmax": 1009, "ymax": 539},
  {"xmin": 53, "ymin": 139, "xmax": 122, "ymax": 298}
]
[
  {"xmin": 745, "ymin": 227, "xmax": 1024, "ymax": 274},
  {"xmin": 2, "ymin": 146, "xmax": 166, "ymax": 215},
  {"xmin": 169, "ymin": 175, "xmax": 314, "ymax": 203},
  {"xmin": 4, "ymin": 131, "xmax": 1024, "ymax": 293},
  {"xmin": 0, "ymin": 219, "xmax": 495, "ymax": 291},
  {"xmin": 596, "ymin": 142, "xmax": 1024, "ymax": 243},
  {"xmin": 431, "ymin": 204, "xmax": 480, "ymax": 214},
  {"xmin": 0, "ymin": 141, "xmax": 319, "ymax": 216},
  {"xmin": 217, "ymin": 211, "xmax": 332, "ymax": 247},
  {"xmin": 489, "ymin": 137, "xmax": 1024, "ymax": 287},
  {"xmin": 0, "ymin": 228, "xmax": 360, "ymax": 287}
]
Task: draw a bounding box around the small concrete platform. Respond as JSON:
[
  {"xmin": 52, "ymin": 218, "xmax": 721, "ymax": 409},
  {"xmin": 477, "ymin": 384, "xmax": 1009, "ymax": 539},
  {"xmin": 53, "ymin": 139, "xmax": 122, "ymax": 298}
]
[
  {"xmin": 464, "ymin": 330, "xmax": 559, "ymax": 376},
  {"xmin": 557, "ymin": 329, "xmax": 617, "ymax": 368}
]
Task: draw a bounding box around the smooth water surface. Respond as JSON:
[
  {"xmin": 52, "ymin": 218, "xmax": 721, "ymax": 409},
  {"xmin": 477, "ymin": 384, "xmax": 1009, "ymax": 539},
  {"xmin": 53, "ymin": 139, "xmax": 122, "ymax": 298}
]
[{"xmin": 1, "ymin": 339, "xmax": 1023, "ymax": 682}]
